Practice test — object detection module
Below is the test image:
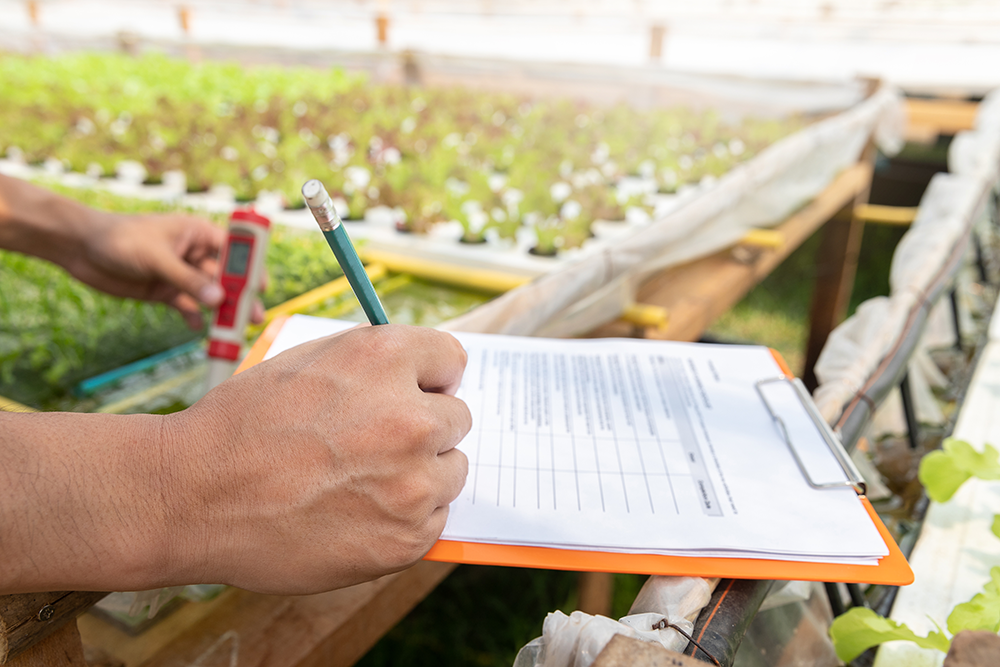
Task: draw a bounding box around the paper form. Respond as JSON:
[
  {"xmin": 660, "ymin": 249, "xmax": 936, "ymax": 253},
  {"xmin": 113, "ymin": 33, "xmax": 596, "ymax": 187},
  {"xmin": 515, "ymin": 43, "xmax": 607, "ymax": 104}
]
[{"xmin": 265, "ymin": 315, "xmax": 889, "ymax": 565}]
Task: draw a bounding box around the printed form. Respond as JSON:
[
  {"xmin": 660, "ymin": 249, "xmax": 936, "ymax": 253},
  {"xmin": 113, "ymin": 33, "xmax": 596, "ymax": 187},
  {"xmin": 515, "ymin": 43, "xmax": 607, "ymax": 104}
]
[{"xmin": 265, "ymin": 315, "xmax": 889, "ymax": 565}]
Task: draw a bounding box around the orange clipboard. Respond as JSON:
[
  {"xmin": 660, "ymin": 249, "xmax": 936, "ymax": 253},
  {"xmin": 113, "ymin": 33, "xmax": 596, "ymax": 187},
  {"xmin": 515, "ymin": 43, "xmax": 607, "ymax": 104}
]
[
  {"xmin": 424, "ymin": 496, "xmax": 911, "ymax": 585},
  {"xmin": 239, "ymin": 317, "xmax": 913, "ymax": 586}
]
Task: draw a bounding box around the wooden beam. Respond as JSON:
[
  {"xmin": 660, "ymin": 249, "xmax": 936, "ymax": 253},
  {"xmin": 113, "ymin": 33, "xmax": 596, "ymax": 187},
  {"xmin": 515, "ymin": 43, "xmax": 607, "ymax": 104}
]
[
  {"xmin": 0, "ymin": 591, "xmax": 106, "ymax": 664},
  {"xmin": 78, "ymin": 561, "xmax": 456, "ymax": 667},
  {"xmin": 905, "ymin": 98, "xmax": 978, "ymax": 136},
  {"xmin": 4, "ymin": 619, "xmax": 87, "ymax": 667},
  {"xmin": 588, "ymin": 161, "xmax": 872, "ymax": 343},
  {"xmin": 801, "ymin": 148, "xmax": 874, "ymax": 391},
  {"xmin": 578, "ymin": 572, "xmax": 614, "ymax": 618}
]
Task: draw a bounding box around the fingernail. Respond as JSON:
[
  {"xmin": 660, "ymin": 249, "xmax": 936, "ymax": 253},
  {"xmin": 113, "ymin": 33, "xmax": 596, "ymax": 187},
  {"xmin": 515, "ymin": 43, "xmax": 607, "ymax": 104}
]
[{"xmin": 199, "ymin": 284, "xmax": 224, "ymax": 305}]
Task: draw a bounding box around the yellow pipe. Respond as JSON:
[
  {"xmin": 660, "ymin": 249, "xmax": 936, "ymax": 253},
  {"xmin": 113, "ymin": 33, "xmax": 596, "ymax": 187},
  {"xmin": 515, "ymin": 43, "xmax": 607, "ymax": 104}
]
[
  {"xmin": 0, "ymin": 394, "xmax": 36, "ymax": 412},
  {"xmin": 621, "ymin": 303, "xmax": 669, "ymax": 331},
  {"xmin": 739, "ymin": 229, "xmax": 785, "ymax": 249},
  {"xmin": 854, "ymin": 204, "xmax": 918, "ymax": 226},
  {"xmin": 315, "ymin": 274, "xmax": 414, "ymax": 320},
  {"xmin": 97, "ymin": 366, "xmax": 203, "ymax": 415},
  {"xmin": 372, "ymin": 273, "xmax": 414, "ymax": 295},
  {"xmin": 357, "ymin": 247, "xmax": 532, "ymax": 294},
  {"xmin": 249, "ymin": 264, "xmax": 389, "ymax": 338},
  {"xmin": 261, "ymin": 264, "xmax": 388, "ymax": 324}
]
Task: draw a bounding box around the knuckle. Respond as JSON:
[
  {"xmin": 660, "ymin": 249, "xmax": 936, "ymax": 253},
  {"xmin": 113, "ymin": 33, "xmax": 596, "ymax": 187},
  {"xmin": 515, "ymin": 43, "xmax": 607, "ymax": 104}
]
[
  {"xmin": 451, "ymin": 335, "xmax": 469, "ymax": 367},
  {"xmin": 401, "ymin": 475, "xmax": 436, "ymax": 507},
  {"xmin": 362, "ymin": 325, "xmax": 406, "ymax": 360},
  {"xmin": 396, "ymin": 410, "xmax": 439, "ymax": 446}
]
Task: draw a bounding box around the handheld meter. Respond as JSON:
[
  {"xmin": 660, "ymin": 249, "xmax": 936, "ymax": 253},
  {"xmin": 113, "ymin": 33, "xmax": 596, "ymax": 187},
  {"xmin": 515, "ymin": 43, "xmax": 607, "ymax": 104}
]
[{"xmin": 205, "ymin": 208, "xmax": 270, "ymax": 391}]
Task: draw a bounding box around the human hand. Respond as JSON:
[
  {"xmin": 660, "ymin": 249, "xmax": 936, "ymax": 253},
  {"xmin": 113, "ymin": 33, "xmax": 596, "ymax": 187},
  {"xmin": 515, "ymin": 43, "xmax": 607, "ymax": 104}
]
[
  {"xmin": 67, "ymin": 213, "xmax": 263, "ymax": 330},
  {"xmin": 163, "ymin": 324, "xmax": 471, "ymax": 595}
]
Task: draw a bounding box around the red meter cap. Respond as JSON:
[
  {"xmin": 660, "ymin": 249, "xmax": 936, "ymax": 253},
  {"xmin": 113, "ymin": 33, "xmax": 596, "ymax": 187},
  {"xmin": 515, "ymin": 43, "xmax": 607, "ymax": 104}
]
[{"xmin": 231, "ymin": 208, "xmax": 271, "ymax": 229}]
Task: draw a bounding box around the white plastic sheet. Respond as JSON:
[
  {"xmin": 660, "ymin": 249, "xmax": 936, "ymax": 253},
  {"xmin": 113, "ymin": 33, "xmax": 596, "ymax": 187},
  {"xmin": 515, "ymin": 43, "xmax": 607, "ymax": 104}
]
[
  {"xmin": 512, "ymin": 576, "xmax": 717, "ymax": 667},
  {"xmin": 812, "ymin": 164, "xmax": 998, "ymax": 428}
]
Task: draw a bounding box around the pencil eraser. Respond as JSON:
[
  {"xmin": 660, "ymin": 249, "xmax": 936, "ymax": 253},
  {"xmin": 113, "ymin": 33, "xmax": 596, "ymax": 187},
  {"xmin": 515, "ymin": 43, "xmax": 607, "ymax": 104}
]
[{"xmin": 302, "ymin": 179, "xmax": 329, "ymax": 207}]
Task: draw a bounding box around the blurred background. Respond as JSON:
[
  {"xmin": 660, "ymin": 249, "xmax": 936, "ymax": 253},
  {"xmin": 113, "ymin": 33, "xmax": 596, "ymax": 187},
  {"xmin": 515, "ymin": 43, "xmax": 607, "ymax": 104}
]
[
  {"xmin": 3, "ymin": 2, "xmax": 1000, "ymax": 667},
  {"xmin": 4, "ymin": 0, "xmax": 1000, "ymax": 93}
]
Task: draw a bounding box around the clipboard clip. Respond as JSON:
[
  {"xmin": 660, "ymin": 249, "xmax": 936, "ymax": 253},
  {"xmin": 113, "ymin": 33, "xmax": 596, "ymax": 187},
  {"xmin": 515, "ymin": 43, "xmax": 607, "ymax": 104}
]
[{"xmin": 756, "ymin": 376, "xmax": 867, "ymax": 495}]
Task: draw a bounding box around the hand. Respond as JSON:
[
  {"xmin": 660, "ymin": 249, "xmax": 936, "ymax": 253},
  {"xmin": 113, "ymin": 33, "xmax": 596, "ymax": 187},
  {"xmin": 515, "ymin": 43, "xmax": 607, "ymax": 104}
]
[
  {"xmin": 67, "ymin": 213, "xmax": 263, "ymax": 330},
  {"xmin": 164, "ymin": 324, "xmax": 471, "ymax": 594}
]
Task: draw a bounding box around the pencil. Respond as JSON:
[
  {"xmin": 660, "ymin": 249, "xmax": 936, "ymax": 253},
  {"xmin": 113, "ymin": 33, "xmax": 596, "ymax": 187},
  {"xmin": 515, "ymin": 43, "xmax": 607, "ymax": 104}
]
[{"xmin": 302, "ymin": 179, "xmax": 389, "ymax": 325}]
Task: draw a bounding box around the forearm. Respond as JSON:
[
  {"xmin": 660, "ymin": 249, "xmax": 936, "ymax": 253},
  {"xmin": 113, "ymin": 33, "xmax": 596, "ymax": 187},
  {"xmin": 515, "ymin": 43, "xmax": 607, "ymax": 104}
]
[
  {"xmin": 0, "ymin": 174, "xmax": 116, "ymax": 267},
  {"xmin": 0, "ymin": 411, "xmax": 187, "ymax": 593}
]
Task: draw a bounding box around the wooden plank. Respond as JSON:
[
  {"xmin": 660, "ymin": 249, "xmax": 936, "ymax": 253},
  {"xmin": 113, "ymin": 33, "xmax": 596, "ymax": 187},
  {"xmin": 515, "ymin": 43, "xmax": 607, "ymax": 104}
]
[
  {"xmin": 802, "ymin": 148, "xmax": 875, "ymax": 391},
  {"xmin": 78, "ymin": 561, "xmax": 456, "ymax": 667},
  {"xmin": 0, "ymin": 591, "xmax": 107, "ymax": 664},
  {"xmin": 578, "ymin": 572, "xmax": 614, "ymax": 618},
  {"xmin": 905, "ymin": 98, "xmax": 979, "ymax": 136},
  {"xmin": 4, "ymin": 619, "xmax": 87, "ymax": 667},
  {"xmin": 588, "ymin": 162, "xmax": 872, "ymax": 344},
  {"xmin": 592, "ymin": 634, "xmax": 707, "ymax": 667}
]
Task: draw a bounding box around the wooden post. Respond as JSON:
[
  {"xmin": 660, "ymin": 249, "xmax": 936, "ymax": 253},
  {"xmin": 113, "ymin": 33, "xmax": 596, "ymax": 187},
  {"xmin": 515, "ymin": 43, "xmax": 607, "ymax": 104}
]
[
  {"xmin": 578, "ymin": 572, "xmax": 614, "ymax": 618},
  {"xmin": 25, "ymin": 1, "xmax": 39, "ymax": 27},
  {"xmin": 801, "ymin": 148, "xmax": 875, "ymax": 391},
  {"xmin": 178, "ymin": 5, "xmax": 192, "ymax": 35},
  {"xmin": 376, "ymin": 13, "xmax": 390, "ymax": 48},
  {"xmin": 649, "ymin": 24, "xmax": 667, "ymax": 61},
  {"xmin": 0, "ymin": 591, "xmax": 106, "ymax": 664}
]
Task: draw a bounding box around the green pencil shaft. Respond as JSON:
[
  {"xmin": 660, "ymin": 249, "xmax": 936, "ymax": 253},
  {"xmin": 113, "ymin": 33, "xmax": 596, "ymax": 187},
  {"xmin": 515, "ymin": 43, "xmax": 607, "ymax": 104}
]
[{"xmin": 321, "ymin": 226, "xmax": 389, "ymax": 325}]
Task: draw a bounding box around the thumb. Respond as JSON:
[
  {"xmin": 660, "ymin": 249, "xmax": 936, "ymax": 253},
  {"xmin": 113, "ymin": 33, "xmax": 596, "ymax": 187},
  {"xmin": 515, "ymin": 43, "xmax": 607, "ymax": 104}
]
[{"xmin": 154, "ymin": 252, "xmax": 225, "ymax": 307}]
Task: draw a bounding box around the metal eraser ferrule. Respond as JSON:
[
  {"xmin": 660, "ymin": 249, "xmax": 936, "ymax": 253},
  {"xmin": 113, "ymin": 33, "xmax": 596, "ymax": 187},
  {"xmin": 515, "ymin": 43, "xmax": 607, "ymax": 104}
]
[
  {"xmin": 307, "ymin": 199, "xmax": 340, "ymax": 232},
  {"xmin": 302, "ymin": 179, "xmax": 341, "ymax": 232}
]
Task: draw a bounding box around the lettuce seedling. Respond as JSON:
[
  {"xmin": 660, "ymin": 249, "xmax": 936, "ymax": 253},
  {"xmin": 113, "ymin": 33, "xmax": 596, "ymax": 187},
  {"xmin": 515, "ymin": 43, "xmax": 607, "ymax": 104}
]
[{"xmin": 919, "ymin": 438, "xmax": 1000, "ymax": 503}]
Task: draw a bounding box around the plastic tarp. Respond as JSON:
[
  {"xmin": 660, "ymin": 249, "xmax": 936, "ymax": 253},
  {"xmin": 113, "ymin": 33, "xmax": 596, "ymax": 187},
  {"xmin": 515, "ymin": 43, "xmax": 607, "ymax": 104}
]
[
  {"xmin": 812, "ymin": 84, "xmax": 1000, "ymax": 430},
  {"xmin": 444, "ymin": 85, "xmax": 904, "ymax": 337},
  {"xmin": 812, "ymin": 166, "xmax": 999, "ymax": 430},
  {"xmin": 512, "ymin": 577, "xmax": 717, "ymax": 667}
]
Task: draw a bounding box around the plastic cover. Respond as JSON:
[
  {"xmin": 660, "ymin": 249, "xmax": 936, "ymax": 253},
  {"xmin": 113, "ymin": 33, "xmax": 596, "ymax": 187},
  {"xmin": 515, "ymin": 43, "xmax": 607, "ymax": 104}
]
[
  {"xmin": 512, "ymin": 576, "xmax": 717, "ymax": 667},
  {"xmin": 812, "ymin": 167, "xmax": 998, "ymax": 428}
]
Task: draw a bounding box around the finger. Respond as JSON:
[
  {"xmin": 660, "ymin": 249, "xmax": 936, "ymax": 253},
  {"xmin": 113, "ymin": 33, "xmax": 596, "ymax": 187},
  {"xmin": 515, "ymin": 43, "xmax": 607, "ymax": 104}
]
[
  {"xmin": 154, "ymin": 250, "xmax": 224, "ymax": 308},
  {"xmin": 424, "ymin": 505, "xmax": 451, "ymax": 547},
  {"xmin": 404, "ymin": 328, "xmax": 468, "ymax": 395},
  {"xmin": 184, "ymin": 216, "xmax": 226, "ymax": 260},
  {"xmin": 250, "ymin": 299, "xmax": 265, "ymax": 324},
  {"xmin": 171, "ymin": 292, "xmax": 206, "ymax": 330},
  {"xmin": 422, "ymin": 392, "xmax": 473, "ymax": 455},
  {"xmin": 434, "ymin": 447, "xmax": 469, "ymax": 507}
]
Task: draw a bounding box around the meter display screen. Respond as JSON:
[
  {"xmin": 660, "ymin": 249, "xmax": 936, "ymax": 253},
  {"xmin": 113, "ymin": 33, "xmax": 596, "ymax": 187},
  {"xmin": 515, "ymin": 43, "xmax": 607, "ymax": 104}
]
[{"xmin": 224, "ymin": 239, "xmax": 252, "ymax": 276}]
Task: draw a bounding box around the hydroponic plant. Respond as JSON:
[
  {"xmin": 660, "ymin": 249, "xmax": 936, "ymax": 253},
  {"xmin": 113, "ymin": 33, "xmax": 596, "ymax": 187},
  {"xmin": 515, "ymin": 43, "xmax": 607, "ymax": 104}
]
[
  {"xmin": 829, "ymin": 437, "xmax": 1000, "ymax": 663},
  {"xmin": 0, "ymin": 184, "xmax": 343, "ymax": 408},
  {"xmin": 0, "ymin": 53, "xmax": 804, "ymax": 255}
]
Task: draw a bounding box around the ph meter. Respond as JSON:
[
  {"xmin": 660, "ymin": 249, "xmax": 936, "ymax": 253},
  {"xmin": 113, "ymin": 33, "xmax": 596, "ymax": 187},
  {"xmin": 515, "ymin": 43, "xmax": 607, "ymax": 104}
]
[{"xmin": 205, "ymin": 209, "xmax": 270, "ymax": 390}]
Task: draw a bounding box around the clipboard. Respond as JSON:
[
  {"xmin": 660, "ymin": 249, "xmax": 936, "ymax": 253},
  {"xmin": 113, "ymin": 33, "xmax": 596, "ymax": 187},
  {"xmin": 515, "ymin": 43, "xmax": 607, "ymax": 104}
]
[{"xmin": 238, "ymin": 316, "xmax": 913, "ymax": 586}]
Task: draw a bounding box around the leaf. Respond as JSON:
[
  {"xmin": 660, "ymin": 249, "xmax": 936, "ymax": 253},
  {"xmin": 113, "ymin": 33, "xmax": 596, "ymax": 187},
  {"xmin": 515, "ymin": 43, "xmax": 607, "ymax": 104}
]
[
  {"xmin": 919, "ymin": 439, "xmax": 1000, "ymax": 503},
  {"xmin": 948, "ymin": 567, "xmax": 1000, "ymax": 635},
  {"xmin": 919, "ymin": 449, "xmax": 973, "ymax": 503},
  {"xmin": 992, "ymin": 514, "xmax": 1000, "ymax": 540},
  {"xmin": 829, "ymin": 607, "xmax": 950, "ymax": 663}
]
